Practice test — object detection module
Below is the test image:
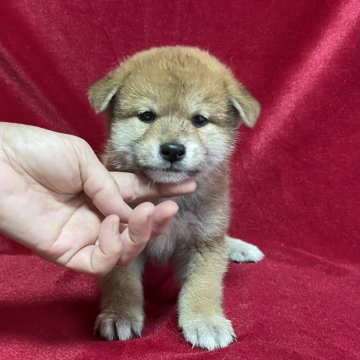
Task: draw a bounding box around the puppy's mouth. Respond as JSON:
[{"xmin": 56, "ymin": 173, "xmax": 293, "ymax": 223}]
[
  {"xmin": 143, "ymin": 165, "xmax": 183, "ymax": 173},
  {"xmin": 141, "ymin": 165, "xmax": 200, "ymax": 184}
]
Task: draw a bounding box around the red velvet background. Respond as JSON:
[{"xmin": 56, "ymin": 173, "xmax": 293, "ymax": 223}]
[{"xmin": 0, "ymin": 1, "xmax": 359, "ymax": 359}]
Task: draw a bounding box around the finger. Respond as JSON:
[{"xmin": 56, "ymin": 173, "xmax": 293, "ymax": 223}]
[
  {"xmin": 64, "ymin": 215, "xmax": 123, "ymax": 275},
  {"xmin": 90, "ymin": 215, "xmax": 123, "ymax": 274},
  {"xmin": 156, "ymin": 179, "xmax": 197, "ymax": 198},
  {"xmin": 111, "ymin": 172, "xmax": 197, "ymax": 203},
  {"xmin": 75, "ymin": 139, "xmax": 132, "ymax": 221},
  {"xmin": 150, "ymin": 200, "xmax": 178, "ymax": 238},
  {"xmin": 117, "ymin": 202, "xmax": 155, "ymax": 265}
]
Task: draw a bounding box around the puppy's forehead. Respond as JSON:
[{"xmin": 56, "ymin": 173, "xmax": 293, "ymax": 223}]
[{"xmin": 120, "ymin": 61, "xmax": 227, "ymax": 111}]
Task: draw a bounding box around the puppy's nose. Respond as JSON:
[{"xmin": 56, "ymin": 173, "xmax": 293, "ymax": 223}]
[{"xmin": 160, "ymin": 142, "xmax": 186, "ymax": 163}]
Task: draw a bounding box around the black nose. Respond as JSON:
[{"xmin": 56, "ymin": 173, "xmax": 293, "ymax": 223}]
[{"xmin": 160, "ymin": 142, "xmax": 186, "ymax": 163}]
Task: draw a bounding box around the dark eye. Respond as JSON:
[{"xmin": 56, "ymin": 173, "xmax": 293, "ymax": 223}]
[
  {"xmin": 192, "ymin": 114, "xmax": 209, "ymax": 128},
  {"xmin": 138, "ymin": 111, "xmax": 156, "ymax": 123}
]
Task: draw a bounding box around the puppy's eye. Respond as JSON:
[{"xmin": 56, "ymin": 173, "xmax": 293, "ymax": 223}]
[
  {"xmin": 192, "ymin": 114, "xmax": 209, "ymax": 128},
  {"xmin": 138, "ymin": 111, "xmax": 156, "ymax": 123}
]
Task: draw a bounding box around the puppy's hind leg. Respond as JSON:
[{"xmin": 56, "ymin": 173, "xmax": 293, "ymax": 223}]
[{"xmin": 225, "ymin": 235, "xmax": 264, "ymax": 263}]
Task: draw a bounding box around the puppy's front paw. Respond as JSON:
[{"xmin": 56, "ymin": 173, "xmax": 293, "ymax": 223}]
[
  {"xmin": 180, "ymin": 315, "xmax": 235, "ymax": 350},
  {"xmin": 95, "ymin": 310, "xmax": 144, "ymax": 341},
  {"xmin": 226, "ymin": 236, "xmax": 264, "ymax": 263}
]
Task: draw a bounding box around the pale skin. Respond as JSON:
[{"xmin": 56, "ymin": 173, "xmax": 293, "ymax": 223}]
[{"xmin": 0, "ymin": 123, "xmax": 196, "ymax": 275}]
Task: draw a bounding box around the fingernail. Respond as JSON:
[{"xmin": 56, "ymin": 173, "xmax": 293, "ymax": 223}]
[
  {"xmin": 145, "ymin": 210, "xmax": 154, "ymax": 224},
  {"xmin": 180, "ymin": 179, "xmax": 197, "ymax": 193},
  {"xmin": 112, "ymin": 216, "xmax": 119, "ymax": 234}
]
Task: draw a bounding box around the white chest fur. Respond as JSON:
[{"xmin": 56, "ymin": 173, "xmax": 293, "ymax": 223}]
[
  {"xmin": 144, "ymin": 190, "xmax": 225, "ymax": 262},
  {"xmin": 145, "ymin": 209, "xmax": 194, "ymax": 262}
]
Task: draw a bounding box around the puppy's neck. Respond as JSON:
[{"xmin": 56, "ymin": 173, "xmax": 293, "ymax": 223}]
[{"xmin": 177, "ymin": 161, "xmax": 230, "ymax": 212}]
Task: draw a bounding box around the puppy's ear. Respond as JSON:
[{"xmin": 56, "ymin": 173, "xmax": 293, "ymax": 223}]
[
  {"xmin": 88, "ymin": 70, "xmax": 121, "ymax": 113},
  {"xmin": 226, "ymin": 78, "xmax": 260, "ymax": 128}
]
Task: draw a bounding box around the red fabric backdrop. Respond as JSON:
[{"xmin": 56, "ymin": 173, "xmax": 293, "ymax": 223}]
[{"xmin": 0, "ymin": 1, "xmax": 359, "ymax": 359}]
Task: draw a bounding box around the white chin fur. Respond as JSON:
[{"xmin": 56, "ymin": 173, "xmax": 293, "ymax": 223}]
[{"xmin": 144, "ymin": 169, "xmax": 191, "ymax": 184}]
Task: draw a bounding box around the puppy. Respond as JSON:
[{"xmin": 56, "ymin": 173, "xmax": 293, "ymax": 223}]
[{"xmin": 88, "ymin": 46, "xmax": 264, "ymax": 350}]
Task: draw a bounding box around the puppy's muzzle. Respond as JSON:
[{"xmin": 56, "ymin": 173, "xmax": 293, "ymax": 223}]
[{"xmin": 160, "ymin": 142, "xmax": 186, "ymax": 163}]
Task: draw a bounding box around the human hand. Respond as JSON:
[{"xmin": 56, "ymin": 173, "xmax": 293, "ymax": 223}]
[{"xmin": 0, "ymin": 123, "xmax": 196, "ymax": 275}]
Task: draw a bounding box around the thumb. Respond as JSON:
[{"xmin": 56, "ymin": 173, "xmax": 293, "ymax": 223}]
[{"xmin": 75, "ymin": 139, "xmax": 131, "ymax": 221}]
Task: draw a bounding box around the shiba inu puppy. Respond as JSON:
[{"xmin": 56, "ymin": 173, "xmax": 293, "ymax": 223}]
[{"xmin": 88, "ymin": 46, "xmax": 264, "ymax": 350}]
